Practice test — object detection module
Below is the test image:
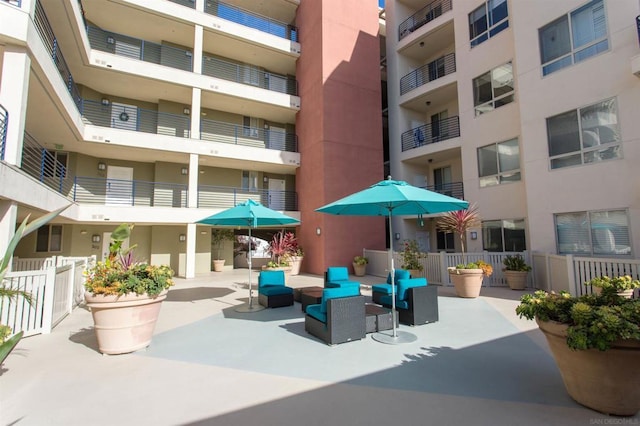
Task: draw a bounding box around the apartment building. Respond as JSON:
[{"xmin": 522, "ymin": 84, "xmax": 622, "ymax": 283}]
[
  {"xmin": 384, "ymin": 0, "xmax": 640, "ymax": 259},
  {"xmin": 0, "ymin": 0, "xmax": 385, "ymax": 277}
]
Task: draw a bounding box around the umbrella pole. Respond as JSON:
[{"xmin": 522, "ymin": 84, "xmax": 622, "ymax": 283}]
[
  {"xmin": 372, "ymin": 208, "xmax": 417, "ymax": 345},
  {"xmin": 235, "ymin": 226, "xmax": 264, "ymax": 313}
]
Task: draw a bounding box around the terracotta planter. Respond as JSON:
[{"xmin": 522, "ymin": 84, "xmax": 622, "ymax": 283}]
[
  {"xmin": 85, "ymin": 290, "xmax": 168, "ymax": 355},
  {"xmin": 353, "ymin": 263, "xmax": 366, "ymax": 277},
  {"xmin": 449, "ymin": 269, "xmax": 484, "ymax": 298},
  {"xmin": 212, "ymin": 259, "xmax": 225, "ymax": 272},
  {"xmin": 536, "ymin": 318, "xmax": 640, "ymax": 416},
  {"xmin": 504, "ymin": 270, "xmax": 528, "ymax": 290},
  {"xmin": 290, "ymin": 256, "xmax": 303, "ymax": 275}
]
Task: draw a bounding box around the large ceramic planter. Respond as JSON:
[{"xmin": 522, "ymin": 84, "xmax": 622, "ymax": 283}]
[
  {"xmin": 85, "ymin": 290, "xmax": 168, "ymax": 355},
  {"xmin": 449, "ymin": 269, "xmax": 484, "ymax": 298},
  {"xmin": 409, "ymin": 269, "xmax": 423, "ymax": 278},
  {"xmin": 212, "ymin": 259, "xmax": 225, "ymax": 272},
  {"xmin": 353, "ymin": 263, "xmax": 366, "ymax": 277},
  {"xmin": 536, "ymin": 318, "xmax": 640, "ymax": 416},
  {"xmin": 504, "ymin": 270, "xmax": 528, "ymax": 290},
  {"xmin": 290, "ymin": 256, "xmax": 303, "ymax": 276}
]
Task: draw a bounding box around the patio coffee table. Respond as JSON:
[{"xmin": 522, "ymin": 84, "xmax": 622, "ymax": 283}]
[
  {"xmin": 365, "ymin": 303, "xmax": 396, "ymax": 333},
  {"xmin": 293, "ymin": 286, "xmax": 324, "ymax": 303},
  {"xmin": 300, "ymin": 289, "xmax": 324, "ymax": 312}
]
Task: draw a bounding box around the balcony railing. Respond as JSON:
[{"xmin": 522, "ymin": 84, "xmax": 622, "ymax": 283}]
[
  {"xmin": 80, "ymin": 99, "xmax": 191, "ymax": 138},
  {"xmin": 87, "ymin": 26, "xmax": 194, "ymax": 72},
  {"xmin": 204, "ymin": 0, "xmax": 298, "ymax": 42},
  {"xmin": 20, "ymin": 133, "xmax": 74, "ymax": 196},
  {"xmin": 73, "ymin": 177, "xmax": 188, "ymax": 207},
  {"xmin": 400, "ymin": 52, "xmax": 455, "ymax": 95},
  {"xmin": 34, "ymin": 1, "xmax": 82, "ymax": 110},
  {"xmin": 202, "ymin": 54, "xmax": 298, "ymax": 96},
  {"xmin": 200, "ymin": 118, "xmax": 298, "ymax": 152},
  {"xmin": 0, "ymin": 104, "xmax": 7, "ymax": 161},
  {"xmin": 401, "ymin": 116, "xmax": 460, "ymax": 151},
  {"xmin": 198, "ymin": 185, "xmax": 297, "ymax": 211},
  {"xmin": 423, "ymin": 181, "xmax": 464, "ymax": 200},
  {"xmin": 637, "ymin": 16, "xmax": 640, "ymax": 48},
  {"xmin": 167, "ymin": 0, "xmax": 195, "ymax": 8},
  {"xmin": 398, "ymin": 0, "xmax": 451, "ymax": 41}
]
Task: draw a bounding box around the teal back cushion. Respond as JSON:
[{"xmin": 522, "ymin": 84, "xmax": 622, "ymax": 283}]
[
  {"xmin": 327, "ymin": 267, "xmax": 349, "ymax": 282},
  {"xmin": 321, "ymin": 286, "xmax": 359, "ymax": 313},
  {"xmin": 387, "ymin": 269, "xmax": 410, "ymax": 284},
  {"xmin": 397, "ymin": 278, "xmax": 427, "ymax": 300},
  {"xmin": 258, "ymin": 270, "xmax": 285, "ymax": 288}
]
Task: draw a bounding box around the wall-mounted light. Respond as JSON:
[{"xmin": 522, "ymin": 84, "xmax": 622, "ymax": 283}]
[
  {"xmin": 263, "ymin": 176, "xmax": 268, "ymax": 183},
  {"xmin": 200, "ymin": 231, "xmax": 208, "ymax": 235},
  {"xmin": 179, "ymin": 234, "xmax": 186, "ymax": 242},
  {"xmin": 91, "ymin": 235, "xmax": 101, "ymax": 243},
  {"xmin": 183, "ymin": 108, "xmax": 190, "ymax": 115},
  {"xmin": 395, "ymin": 233, "xmax": 401, "ymax": 240},
  {"xmin": 316, "ymin": 227, "xmax": 321, "ymax": 236},
  {"xmin": 97, "ymin": 162, "xmax": 106, "ymax": 171},
  {"xmin": 470, "ymin": 231, "xmax": 478, "ymax": 240},
  {"xmin": 101, "ymin": 98, "xmax": 110, "ymax": 106},
  {"xmin": 80, "ymin": 230, "xmax": 87, "ymax": 235},
  {"xmin": 181, "ymin": 167, "xmax": 188, "ymax": 175}
]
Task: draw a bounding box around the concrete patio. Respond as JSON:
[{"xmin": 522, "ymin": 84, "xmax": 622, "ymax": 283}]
[{"xmin": 1, "ymin": 269, "xmax": 638, "ymax": 425}]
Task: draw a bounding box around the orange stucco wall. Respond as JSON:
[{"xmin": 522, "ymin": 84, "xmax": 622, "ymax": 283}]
[{"xmin": 296, "ymin": 0, "xmax": 386, "ymax": 275}]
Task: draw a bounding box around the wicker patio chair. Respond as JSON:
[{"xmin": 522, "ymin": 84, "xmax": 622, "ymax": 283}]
[
  {"xmin": 305, "ymin": 287, "xmax": 366, "ymax": 345},
  {"xmin": 258, "ymin": 270, "xmax": 294, "ymax": 308},
  {"xmin": 379, "ymin": 278, "xmax": 439, "ymax": 326}
]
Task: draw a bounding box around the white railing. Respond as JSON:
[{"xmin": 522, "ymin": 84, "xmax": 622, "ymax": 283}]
[
  {"xmin": 1, "ymin": 256, "xmax": 93, "ymax": 336},
  {"xmin": 363, "ymin": 250, "xmax": 533, "ymax": 288}
]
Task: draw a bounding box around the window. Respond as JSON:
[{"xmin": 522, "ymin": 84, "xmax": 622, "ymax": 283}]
[
  {"xmin": 539, "ymin": 0, "xmax": 608, "ymax": 76},
  {"xmin": 473, "ymin": 62, "xmax": 514, "ymax": 116},
  {"xmin": 241, "ymin": 170, "xmax": 258, "ymax": 191},
  {"xmin": 243, "ymin": 116, "xmax": 259, "ymax": 138},
  {"xmin": 436, "ymin": 231, "xmax": 454, "ymax": 252},
  {"xmin": 36, "ymin": 224, "xmax": 63, "ymax": 252},
  {"xmin": 555, "ymin": 210, "xmax": 631, "ymax": 256},
  {"xmin": 482, "ymin": 219, "xmax": 526, "ymax": 252},
  {"xmin": 469, "ymin": 0, "xmax": 509, "ymax": 47},
  {"xmin": 42, "ymin": 150, "xmax": 68, "ymax": 178},
  {"xmin": 477, "ymin": 138, "xmax": 520, "ymax": 187},
  {"xmin": 546, "ymin": 98, "xmax": 621, "ymax": 170}
]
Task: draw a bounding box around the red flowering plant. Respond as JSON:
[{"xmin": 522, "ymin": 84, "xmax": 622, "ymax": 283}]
[{"xmin": 267, "ymin": 230, "xmax": 298, "ymax": 267}]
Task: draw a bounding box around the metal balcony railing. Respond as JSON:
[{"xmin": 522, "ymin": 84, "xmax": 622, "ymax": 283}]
[
  {"xmin": 34, "ymin": 1, "xmax": 82, "ymax": 110},
  {"xmin": 400, "ymin": 52, "xmax": 456, "ymax": 95},
  {"xmin": 80, "ymin": 99, "xmax": 191, "ymax": 138},
  {"xmin": 423, "ymin": 181, "xmax": 464, "ymax": 200},
  {"xmin": 398, "ymin": 0, "xmax": 451, "ymax": 41},
  {"xmin": 202, "ymin": 54, "xmax": 298, "ymax": 96},
  {"xmin": 20, "ymin": 133, "xmax": 74, "ymax": 196},
  {"xmin": 167, "ymin": 0, "xmax": 195, "ymax": 9},
  {"xmin": 401, "ymin": 116, "xmax": 460, "ymax": 151},
  {"xmin": 87, "ymin": 26, "xmax": 194, "ymax": 72},
  {"xmin": 198, "ymin": 185, "xmax": 297, "ymax": 211},
  {"xmin": 204, "ymin": 0, "xmax": 298, "ymax": 42},
  {"xmin": 200, "ymin": 118, "xmax": 298, "ymax": 152},
  {"xmin": 73, "ymin": 177, "xmax": 188, "ymax": 207},
  {"xmin": 0, "ymin": 105, "xmax": 7, "ymax": 161},
  {"xmin": 1, "ymin": 0, "xmax": 21, "ymax": 7},
  {"xmin": 636, "ymin": 15, "xmax": 640, "ymax": 48}
]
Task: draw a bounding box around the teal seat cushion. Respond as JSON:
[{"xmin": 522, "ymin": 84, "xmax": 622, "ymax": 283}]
[
  {"xmin": 306, "ymin": 304, "xmax": 326, "ymax": 323},
  {"xmin": 259, "ymin": 285, "xmax": 293, "ymax": 296},
  {"xmin": 327, "ymin": 280, "xmax": 360, "ymax": 291},
  {"xmin": 397, "ymin": 278, "xmax": 427, "ymax": 300},
  {"xmin": 321, "ymin": 286, "xmax": 360, "ymax": 313}
]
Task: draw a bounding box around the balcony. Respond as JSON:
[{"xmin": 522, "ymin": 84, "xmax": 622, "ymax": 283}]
[
  {"xmin": 204, "ymin": 0, "xmax": 298, "ymax": 42},
  {"xmin": 398, "ymin": 0, "xmax": 451, "ymax": 41},
  {"xmin": 74, "ymin": 177, "xmax": 188, "ymax": 207},
  {"xmin": 401, "ymin": 116, "xmax": 460, "ymax": 152},
  {"xmin": 202, "ymin": 54, "xmax": 298, "ymax": 96},
  {"xmin": 423, "ymin": 181, "xmax": 463, "ymax": 200},
  {"xmin": 400, "ymin": 52, "xmax": 455, "ymax": 96},
  {"xmin": 198, "ymin": 185, "xmax": 297, "ymax": 210},
  {"xmin": 0, "ymin": 104, "xmax": 7, "ymax": 161},
  {"xmin": 87, "ymin": 26, "xmax": 194, "ymax": 72},
  {"xmin": 200, "ymin": 119, "xmax": 298, "ymax": 152}
]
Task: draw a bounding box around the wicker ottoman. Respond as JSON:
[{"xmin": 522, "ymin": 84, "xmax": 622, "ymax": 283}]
[{"xmin": 365, "ymin": 304, "xmax": 396, "ymax": 333}]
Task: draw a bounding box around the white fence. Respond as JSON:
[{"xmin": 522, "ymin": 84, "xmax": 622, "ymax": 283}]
[{"xmin": 1, "ymin": 256, "xmax": 94, "ymax": 336}]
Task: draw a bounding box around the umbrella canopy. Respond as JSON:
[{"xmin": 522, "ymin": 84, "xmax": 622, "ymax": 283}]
[
  {"xmin": 316, "ymin": 178, "xmax": 469, "ymax": 216},
  {"xmin": 316, "ymin": 177, "xmax": 469, "ymax": 343},
  {"xmin": 197, "ymin": 199, "xmax": 300, "ymax": 313}
]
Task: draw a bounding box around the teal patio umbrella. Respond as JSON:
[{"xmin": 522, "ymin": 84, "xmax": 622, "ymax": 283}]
[
  {"xmin": 316, "ymin": 177, "xmax": 469, "ymax": 344},
  {"xmin": 197, "ymin": 199, "xmax": 300, "ymax": 313}
]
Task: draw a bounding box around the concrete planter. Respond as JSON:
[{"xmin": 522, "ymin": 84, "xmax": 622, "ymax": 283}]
[
  {"xmin": 449, "ymin": 269, "xmax": 484, "ymax": 298},
  {"xmin": 353, "ymin": 263, "xmax": 367, "ymax": 277},
  {"xmin": 212, "ymin": 259, "xmax": 225, "ymax": 272},
  {"xmin": 504, "ymin": 270, "xmax": 528, "ymax": 290},
  {"xmin": 536, "ymin": 318, "xmax": 640, "ymax": 416},
  {"xmin": 85, "ymin": 290, "xmax": 168, "ymax": 355},
  {"xmin": 290, "ymin": 256, "xmax": 303, "ymax": 275}
]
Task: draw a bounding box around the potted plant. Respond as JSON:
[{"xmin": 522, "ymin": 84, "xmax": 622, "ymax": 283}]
[
  {"xmin": 262, "ymin": 230, "xmax": 296, "ymax": 283},
  {"xmin": 0, "ymin": 206, "xmax": 68, "ymax": 365},
  {"xmin": 585, "ymin": 275, "xmax": 640, "ymax": 298},
  {"xmin": 436, "ymin": 204, "xmax": 489, "ymax": 298},
  {"xmin": 502, "ymin": 254, "xmax": 532, "ymax": 290},
  {"xmin": 211, "ymin": 228, "xmax": 235, "ymax": 272},
  {"xmin": 290, "ymin": 246, "xmax": 304, "ymax": 276},
  {"xmin": 400, "ymin": 239, "xmax": 425, "ymax": 278},
  {"xmin": 352, "ymin": 255, "xmax": 368, "ymax": 277},
  {"xmin": 84, "ymin": 223, "xmax": 175, "ymax": 355},
  {"xmin": 516, "ymin": 286, "xmax": 640, "ymax": 416}
]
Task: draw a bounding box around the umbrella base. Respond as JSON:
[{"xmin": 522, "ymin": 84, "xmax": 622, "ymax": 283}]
[
  {"xmin": 372, "ymin": 330, "xmax": 417, "ymax": 345},
  {"xmin": 234, "ymin": 304, "xmax": 265, "ymax": 313}
]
